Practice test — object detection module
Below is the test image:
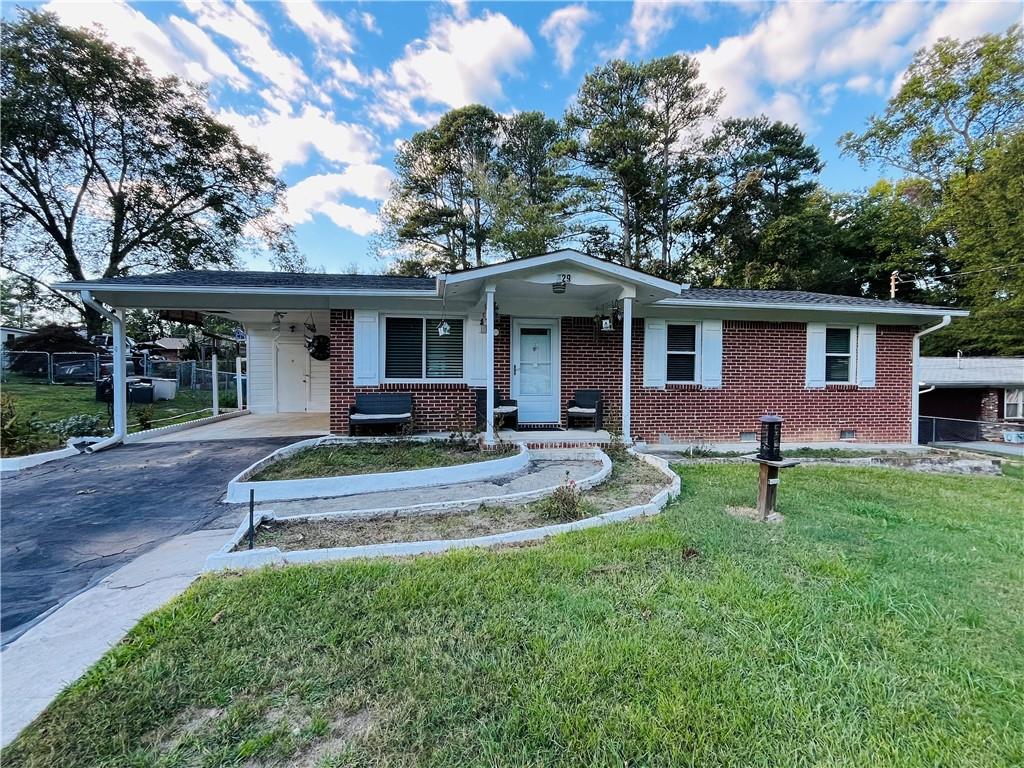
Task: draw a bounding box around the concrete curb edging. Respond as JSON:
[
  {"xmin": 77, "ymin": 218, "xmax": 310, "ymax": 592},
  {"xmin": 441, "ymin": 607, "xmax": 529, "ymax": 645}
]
[
  {"xmin": 234, "ymin": 448, "xmax": 611, "ymax": 525},
  {"xmin": 0, "ymin": 436, "xmax": 102, "ymax": 473},
  {"xmin": 205, "ymin": 448, "xmax": 679, "ymax": 571},
  {"xmin": 225, "ymin": 438, "xmax": 530, "ymax": 504},
  {"xmin": 123, "ymin": 410, "xmax": 248, "ymax": 444}
]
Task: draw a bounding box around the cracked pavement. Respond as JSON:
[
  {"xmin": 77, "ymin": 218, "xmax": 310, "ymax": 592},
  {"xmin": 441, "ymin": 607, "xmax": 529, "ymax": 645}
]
[{"xmin": 1, "ymin": 436, "xmax": 298, "ymax": 644}]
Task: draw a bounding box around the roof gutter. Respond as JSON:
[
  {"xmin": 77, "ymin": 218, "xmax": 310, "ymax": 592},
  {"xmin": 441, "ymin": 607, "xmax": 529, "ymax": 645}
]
[
  {"xmin": 912, "ymin": 314, "xmax": 952, "ymax": 445},
  {"xmin": 80, "ymin": 291, "xmax": 127, "ymax": 453}
]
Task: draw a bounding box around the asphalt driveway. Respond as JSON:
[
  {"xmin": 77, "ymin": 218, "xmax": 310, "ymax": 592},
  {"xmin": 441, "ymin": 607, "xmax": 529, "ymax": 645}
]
[{"xmin": 1, "ymin": 437, "xmax": 297, "ymax": 643}]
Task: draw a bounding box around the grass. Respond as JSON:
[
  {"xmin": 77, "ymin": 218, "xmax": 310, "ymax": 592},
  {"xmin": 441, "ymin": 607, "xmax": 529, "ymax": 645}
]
[
  {"xmin": 5, "ymin": 465, "xmax": 1023, "ymax": 767},
  {"xmin": 1, "ymin": 373, "xmax": 228, "ymax": 438},
  {"xmin": 249, "ymin": 441, "xmax": 516, "ymax": 482},
  {"xmin": 245, "ymin": 456, "xmax": 669, "ymax": 551}
]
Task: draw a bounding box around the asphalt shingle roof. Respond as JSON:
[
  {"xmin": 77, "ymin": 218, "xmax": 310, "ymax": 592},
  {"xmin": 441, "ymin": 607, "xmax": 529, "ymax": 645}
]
[
  {"xmin": 673, "ymin": 288, "xmax": 956, "ymax": 312},
  {"xmin": 68, "ymin": 270, "xmax": 436, "ymax": 291}
]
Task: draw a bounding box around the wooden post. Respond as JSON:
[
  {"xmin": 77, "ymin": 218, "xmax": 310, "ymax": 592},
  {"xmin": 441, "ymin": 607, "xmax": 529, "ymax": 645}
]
[{"xmin": 753, "ymin": 457, "xmax": 799, "ymax": 521}]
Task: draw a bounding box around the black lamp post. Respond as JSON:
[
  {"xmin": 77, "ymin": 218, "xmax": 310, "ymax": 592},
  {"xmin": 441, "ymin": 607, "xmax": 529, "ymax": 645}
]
[{"xmin": 758, "ymin": 415, "xmax": 783, "ymax": 461}]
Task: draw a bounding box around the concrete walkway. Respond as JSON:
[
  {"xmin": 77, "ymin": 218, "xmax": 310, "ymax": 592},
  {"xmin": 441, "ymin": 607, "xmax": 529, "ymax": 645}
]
[
  {"xmin": 140, "ymin": 412, "xmax": 329, "ymax": 442},
  {"xmin": 933, "ymin": 440, "xmax": 1024, "ymax": 458},
  {"xmin": 0, "ymin": 528, "xmax": 230, "ymax": 748},
  {"xmin": 208, "ymin": 458, "xmax": 604, "ymax": 524}
]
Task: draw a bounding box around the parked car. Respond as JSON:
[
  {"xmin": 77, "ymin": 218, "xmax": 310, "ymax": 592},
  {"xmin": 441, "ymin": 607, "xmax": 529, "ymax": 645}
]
[{"xmin": 53, "ymin": 359, "xmax": 96, "ymax": 383}]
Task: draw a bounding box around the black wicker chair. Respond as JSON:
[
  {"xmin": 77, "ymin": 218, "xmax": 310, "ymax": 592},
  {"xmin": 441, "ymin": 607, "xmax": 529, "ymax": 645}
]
[
  {"xmin": 475, "ymin": 388, "xmax": 519, "ymax": 430},
  {"xmin": 567, "ymin": 389, "xmax": 603, "ymax": 430}
]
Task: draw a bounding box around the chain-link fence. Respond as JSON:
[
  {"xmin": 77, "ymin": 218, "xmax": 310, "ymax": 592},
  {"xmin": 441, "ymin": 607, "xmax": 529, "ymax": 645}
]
[
  {"xmin": 919, "ymin": 415, "xmax": 1024, "ymax": 445},
  {"xmin": 1, "ymin": 350, "xmax": 52, "ymax": 383}
]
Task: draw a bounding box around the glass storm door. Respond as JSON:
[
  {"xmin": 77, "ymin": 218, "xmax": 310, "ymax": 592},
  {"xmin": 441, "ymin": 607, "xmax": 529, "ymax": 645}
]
[{"xmin": 512, "ymin": 320, "xmax": 559, "ymax": 423}]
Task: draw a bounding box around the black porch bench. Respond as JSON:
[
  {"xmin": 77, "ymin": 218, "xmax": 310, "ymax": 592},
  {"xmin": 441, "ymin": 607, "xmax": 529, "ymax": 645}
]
[{"xmin": 349, "ymin": 393, "xmax": 413, "ymax": 436}]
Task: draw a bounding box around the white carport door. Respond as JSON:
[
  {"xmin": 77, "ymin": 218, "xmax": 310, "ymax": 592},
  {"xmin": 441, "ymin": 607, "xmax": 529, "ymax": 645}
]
[{"xmin": 276, "ymin": 341, "xmax": 309, "ymax": 412}]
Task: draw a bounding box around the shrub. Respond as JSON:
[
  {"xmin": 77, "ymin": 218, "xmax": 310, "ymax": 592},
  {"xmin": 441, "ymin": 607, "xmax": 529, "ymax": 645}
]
[
  {"xmin": 604, "ymin": 432, "xmax": 631, "ymax": 463},
  {"xmin": 539, "ymin": 471, "xmax": 591, "ymax": 522},
  {"xmin": 219, "ymin": 389, "xmax": 237, "ymax": 408},
  {"xmin": 134, "ymin": 405, "xmax": 156, "ymax": 431},
  {"xmin": 47, "ymin": 413, "xmax": 104, "ymax": 440},
  {"xmin": 0, "ymin": 393, "xmax": 59, "ymax": 457}
]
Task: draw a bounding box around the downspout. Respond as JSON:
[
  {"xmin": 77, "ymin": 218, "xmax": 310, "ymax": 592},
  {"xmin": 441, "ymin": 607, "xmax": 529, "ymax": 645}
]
[
  {"xmin": 911, "ymin": 315, "xmax": 951, "ymax": 445},
  {"xmin": 80, "ymin": 290, "xmax": 127, "ymax": 452}
]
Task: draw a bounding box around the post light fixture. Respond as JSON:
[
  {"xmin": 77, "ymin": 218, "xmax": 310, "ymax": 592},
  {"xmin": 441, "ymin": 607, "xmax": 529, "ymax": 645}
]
[{"xmin": 757, "ymin": 415, "xmax": 783, "ymax": 462}]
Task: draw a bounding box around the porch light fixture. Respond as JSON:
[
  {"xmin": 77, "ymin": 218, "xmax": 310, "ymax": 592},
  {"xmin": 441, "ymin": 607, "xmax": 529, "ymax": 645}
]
[
  {"xmin": 552, "ymin": 280, "xmax": 567, "ymax": 294},
  {"xmin": 437, "ymin": 319, "xmax": 451, "ymax": 337}
]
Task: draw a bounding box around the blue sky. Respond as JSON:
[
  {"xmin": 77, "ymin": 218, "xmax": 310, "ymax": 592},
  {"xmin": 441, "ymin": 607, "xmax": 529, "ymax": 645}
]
[{"xmin": 24, "ymin": 0, "xmax": 1024, "ymax": 273}]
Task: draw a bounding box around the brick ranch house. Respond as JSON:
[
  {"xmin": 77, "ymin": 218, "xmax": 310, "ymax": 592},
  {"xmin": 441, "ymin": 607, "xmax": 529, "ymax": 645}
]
[{"xmin": 57, "ymin": 250, "xmax": 967, "ymax": 446}]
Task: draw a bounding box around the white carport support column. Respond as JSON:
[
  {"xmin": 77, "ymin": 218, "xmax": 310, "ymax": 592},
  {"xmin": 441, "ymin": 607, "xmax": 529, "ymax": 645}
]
[
  {"xmin": 621, "ymin": 296, "xmax": 633, "ymax": 442},
  {"xmin": 912, "ymin": 314, "xmax": 951, "ymax": 444},
  {"xmin": 485, "ymin": 285, "xmax": 496, "ymax": 444},
  {"xmin": 236, "ymin": 356, "xmax": 245, "ymax": 411},
  {"xmin": 211, "ymin": 353, "xmax": 219, "ymax": 417}
]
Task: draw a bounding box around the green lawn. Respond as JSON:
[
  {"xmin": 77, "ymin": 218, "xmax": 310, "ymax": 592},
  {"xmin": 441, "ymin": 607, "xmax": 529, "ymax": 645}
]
[
  {"xmin": 2, "ymin": 374, "xmax": 229, "ymax": 434},
  {"xmin": 250, "ymin": 441, "xmax": 517, "ymax": 481},
  {"xmin": 5, "ymin": 465, "xmax": 1023, "ymax": 767}
]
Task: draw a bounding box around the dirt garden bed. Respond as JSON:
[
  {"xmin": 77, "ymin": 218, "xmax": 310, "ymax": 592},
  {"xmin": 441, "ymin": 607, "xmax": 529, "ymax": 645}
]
[
  {"xmin": 238, "ymin": 455, "xmax": 668, "ymax": 552},
  {"xmin": 248, "ymin": 440, "xmax": 517, "ymax": 481}
]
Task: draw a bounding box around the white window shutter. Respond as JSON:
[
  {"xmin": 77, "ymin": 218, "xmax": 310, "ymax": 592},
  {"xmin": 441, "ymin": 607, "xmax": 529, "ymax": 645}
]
[
  {"xmin": 700, "ymin": 319, "xmax": 723, "ymax": 388},
  {"xmin": 353, "ymin": 310, "xmax": 379, "ymax": 385},
  {"xmin": 643, "ymin": 319, "xmax": 667, "ymax": 388},
  {"xmin": 464, "ymin": 320, "xmax": 486, "ymax": 386},
  {"xmin": 805, "ymin": 322, "xmax": 826, "ymax": 389},
  {"xmin": 856, "ymin": 325, "xmax": 877, "ymax": 388}
]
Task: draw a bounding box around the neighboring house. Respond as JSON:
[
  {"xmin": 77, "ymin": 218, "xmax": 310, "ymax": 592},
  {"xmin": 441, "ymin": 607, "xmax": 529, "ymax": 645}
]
[
  {"xmin": 136, "ymin": 337, "xmax": 189, "ymax": 362},
  {"xmin": 1, "ymin": 326, "xmax": 32, "ymax": 346},
  {"xmin": 55, "ymin": 250, "xmax": 967, "ymax": 445},
  {"xmin": 920, "ymin": 357, "xmax": 1024, "ymax": 424}
]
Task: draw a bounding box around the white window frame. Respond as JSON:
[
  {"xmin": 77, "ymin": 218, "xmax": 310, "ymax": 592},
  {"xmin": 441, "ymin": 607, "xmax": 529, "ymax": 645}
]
[
  {"xmin": 1005, "ymin": 388, "xmax": 1024, "ymax": 420},
  {"xmin": 666, "ymin": 322, "xmax": 702, "ymax": 384},
  {"xmin": 824, "ymin": 325, "xmax": 857, "ymax": 384},
  {"xmin": 380, "ymin": 313, "xmax": 467, "ymax": 384}
]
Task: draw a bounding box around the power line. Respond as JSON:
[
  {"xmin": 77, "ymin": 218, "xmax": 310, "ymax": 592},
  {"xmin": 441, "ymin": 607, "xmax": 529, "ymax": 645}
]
[{"xmin": 896, "ymin": 262, "xmax": 1024, "ymax": 285}]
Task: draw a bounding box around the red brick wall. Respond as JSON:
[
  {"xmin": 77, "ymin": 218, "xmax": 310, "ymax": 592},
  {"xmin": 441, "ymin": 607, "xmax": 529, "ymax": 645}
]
[
  {"xmin": 629, "ymin": 320, "xmax": 916, "ymax": 443},
  {"xmin": 330, "ymin": 309, "xmax": 476, "ymax": 434},
  {"xmin": 330, "ymin": 309, "xmax": 917, "ymax": 442}
]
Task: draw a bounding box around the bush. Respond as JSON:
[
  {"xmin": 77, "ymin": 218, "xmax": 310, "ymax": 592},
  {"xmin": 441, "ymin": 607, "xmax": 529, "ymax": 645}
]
[
  {"xmin": 0, "ymin": 393, "xmax": 60, "ymax": 457},
  {"xmin": 47, "ymin": 413, "xmax": 105, "ymax": 440},
  {"xmin": 539, "ymin": 471, "xmax": 591, "ymax": 522},
  {"xmin": 219, "ymin": 389, "xmax": 237, "ymax": 408},
  {"xmin": 134, "ymin": 405, "xmax": 156, "ymax": 431}
]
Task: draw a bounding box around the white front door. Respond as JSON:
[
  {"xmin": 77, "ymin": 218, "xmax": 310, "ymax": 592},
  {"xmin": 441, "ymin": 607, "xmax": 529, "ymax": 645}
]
[
  {"xmin": 276, "ymin": 342, "xmax": 309, "ymax": 412},
  {"xmin": 512, "ymin": 319, "xmax": 560, "ymax": 424}
]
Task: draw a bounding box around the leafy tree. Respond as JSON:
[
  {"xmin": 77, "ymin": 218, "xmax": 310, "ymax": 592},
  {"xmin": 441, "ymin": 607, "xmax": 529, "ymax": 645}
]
[
  {"xmin": 487, "ymin": 112, "xmax": 578, "ymax": 259},
  {"xmin": 0, "ymin": 11, "xmax": 292, "ymax": 334},
  {"xmin": 690, "ymin": 117, "xmax": 823, "ymax": 286},
  {"xmin": 379, "ymin": 105, "xmax": 501, "ymax": 273},
  {"xmin": 642, "ymin": 55, "xmax": 721, "ymax": 275},
  {"xmin": 931, "ymin": 134, "xmax": 1024, "ymax": 354},
  {"xmin": 839, "ymin": 25, "xmax": 1024, "ymax": 185},
  {"xmin": 563, "ymin": 60, "xmax": 654, "ymax": 269},
  {"xmin": 1, "ymin": 274, "xmax": 72, "ymax": 328}
]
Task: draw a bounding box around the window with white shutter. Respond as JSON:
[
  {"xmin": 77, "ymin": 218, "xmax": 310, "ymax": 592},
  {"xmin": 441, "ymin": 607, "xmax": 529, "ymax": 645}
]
[
  {"xmin": 383, "ymin": 317, "xmax": 464, "ymax": 381},
  {"xmin": 667, "ymin": 324, "xmax": 699, "ymax": 383}
]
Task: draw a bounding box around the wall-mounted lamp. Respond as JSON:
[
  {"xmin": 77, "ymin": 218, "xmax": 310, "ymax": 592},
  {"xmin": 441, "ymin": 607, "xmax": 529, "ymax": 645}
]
[
  {"xmin": 552, "ymin": 281, "xmax": 567, "ymax": 294},
  {"xmin": 437, "ymin": 319, "xmax": 451, "ymax": 337}
]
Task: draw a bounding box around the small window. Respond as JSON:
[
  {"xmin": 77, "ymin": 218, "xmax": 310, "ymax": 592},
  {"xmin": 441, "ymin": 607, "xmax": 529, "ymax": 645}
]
[
  {"xmin": 1006, "ymin": 388, "xmax": 1024, "ymax": 420},
  {"xmin": 384, "ymin": 317, "xmax": 464, "ymax": 380},
  {"xmin": 667, "ymin": 324, "xmax": 698, "ymax": 383},
  {"xmin": 825, "ymin": 327, "xmax": 853, "ymax": 383}
]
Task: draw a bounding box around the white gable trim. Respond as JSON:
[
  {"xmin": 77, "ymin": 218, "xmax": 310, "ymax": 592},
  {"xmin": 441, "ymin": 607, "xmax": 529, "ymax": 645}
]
[{"xmin": 439, "ymin": 250, "xmax": 683, "ymax": 295}]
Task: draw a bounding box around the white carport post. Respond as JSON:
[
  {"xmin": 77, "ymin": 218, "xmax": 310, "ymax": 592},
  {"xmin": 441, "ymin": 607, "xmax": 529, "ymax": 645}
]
[
  {"xmin": 82, "ymin": 290, "xmax": 128, "ymax": 451},
  {"xmin": 621, "ymin": 295, "xmax": 633, "ymax": 443},
  {"xmin": 211, "ymin": 353, "xmax": 219, "ymax": 417},
  {"xmin": 485, "ymin": 285, "xmax": 496, "ymax": 444}
]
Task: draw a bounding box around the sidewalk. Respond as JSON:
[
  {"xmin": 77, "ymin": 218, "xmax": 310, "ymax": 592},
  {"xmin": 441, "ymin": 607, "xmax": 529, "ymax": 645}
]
[{"xmin": 0, "ymin": 528, "xmax": 230, "ymax": 747}]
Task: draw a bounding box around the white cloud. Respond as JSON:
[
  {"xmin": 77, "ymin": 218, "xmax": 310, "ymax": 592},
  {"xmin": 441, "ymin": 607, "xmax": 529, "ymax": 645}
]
[
  {"xmin": 359, "ymin": 11, "xmax": 380, "ymax": 34},
  {"xmin": 540, "ymin": 5, "xmax": 596, "ymax": 75},
  {"xmin": 218, "ymin": 104, "xmax": 379, "ymax": 171},
  {"xmin": 44, "ymin": 0, "xmax": 205, "ymax": 81},
  {"xmin": 372, "ymin": 10, "xmax": 533, "ymax": 127},
  {"xmin": 914, "ymin": 1, "xmax": 1022, "ymax": 50},
  {"xmin": 284, "ymin": 165, "xmax": 393, "ymax": 233},
  {"xmin": 447, "ymin": 0, "xmax": 470, "ymax": 22},
  {"xmin": 688, "ymin": 0, "xmax": 1020, "ymax": 129},
  {"xmin": 167, "ymin": 16, "xmax": 250, "ymax": 90},
  {"xmin": 282, "ymin": 1, "xmax": 354, "ymax": 53},
  {"xmin": 184, "ymin": 0, "xmax": 309, "ymax": 99}
]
